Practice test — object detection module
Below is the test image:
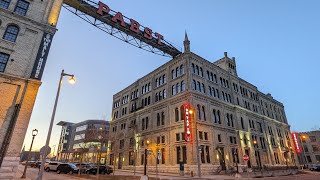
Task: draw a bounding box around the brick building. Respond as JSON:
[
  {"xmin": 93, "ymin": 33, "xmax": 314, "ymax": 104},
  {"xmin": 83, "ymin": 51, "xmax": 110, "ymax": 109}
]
[
  {"xmin": 0, "ymin": 0, "xmax": 62, "ymax": 178},
  {"xmin": 108, "ymin": 34, "xmax": 297, "ymax": 175}
]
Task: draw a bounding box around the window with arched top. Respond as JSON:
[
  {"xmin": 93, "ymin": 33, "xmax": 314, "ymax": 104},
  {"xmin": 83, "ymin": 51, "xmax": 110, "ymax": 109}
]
[
  {"xmin": 193, "ymin": 80, "xmax": 196, "ymax": 90},
  {"xmin": 159, "ymin": 76, "xmax": 162, "ymax": 86},
  {"xmin": 197, "ymin": 105, "xmax": 201, "ymax": 120},
  {"xmin": 197, "ymin": 82, "xmax": 201, "ymax": 92},
  {"xmin": 0, "ymin": 52, "xmax": 10, "ymax": 72},
  {"xmin": 201, "ymin": 83, "xmax": 205, "ymax": 93},
  {"xmin": 14, "ymin": 0, "xmax": 30, "ymax": 16},
  {"xmin": 172, "ymin": 69, "xmax": 175, "ymax": 79},
  {"xmin": 155, "ymin": 78, "xmax": 158, "ymax": 87},
  {"xmin": 172, "ymin": 85, "xmax": 176, "ymax": 96},
  {"xmin": 213, "ymin": 109, "xmax": 217, "ymax": 123},
  {"xmin": 176, "ymin": 83, "xmax": 180, "ymax": 93},
  {"xmin": 163, "ymin": 74, "xmax": 166, "ymax": 83},
  {"xmin": 180, "ymin": 65, "xmax": 184, "ymax": 75},
  {"xmin": 200, "ymin": 67, "xmax": 203, "ymax": 77},
  {"xmin": 176, "ymin": 67, "xmax": 179, "ymax": 77},
  {"xmin": 3, "ymin": 24, "xmax": 19, "ymax": 42},
  {"xmin": 181, "ymin": 81, "xmax": 185, "ymax": 91},
  {"xmin": 195, "ymin": 65, "xmax": 199, "ymax": 75},
  {"xmin": 155, "ymin": 93, "xmax": 159, "ymax": 102},
  {"xmin": 191, "ymin": 63, "xmax": 195, "ymax": 73},
  {"xmin": 175, "ymin": 108, "xmax": 179, "ymax": 122},
  {"xmin": 180, "ymin": 106, "xmax": 184, "ymax": 121},
  {"xmin": 163, "ymin": 89, "xmax": 166, "ymax": 98},
  {"xmin": 202, "ymin": 106, "xmax": 206, "ymax": 121}
]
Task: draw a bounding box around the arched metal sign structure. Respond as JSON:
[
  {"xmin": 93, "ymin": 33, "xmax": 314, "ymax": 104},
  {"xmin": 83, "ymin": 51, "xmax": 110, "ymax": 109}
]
[{"xmin": 63, "ymin": 0, "xmax": 181, "ymax": 57}]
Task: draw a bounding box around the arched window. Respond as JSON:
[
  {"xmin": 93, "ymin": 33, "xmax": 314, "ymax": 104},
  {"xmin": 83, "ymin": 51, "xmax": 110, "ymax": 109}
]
[
  {"xmin": 202, "ymin": 106, "xmax": 206, "ymax": 121},
  {"xmin": 197, "ymin": 82, "xmax": 201, "ymax": 92},
  {"xmin": 180, "ymin": 65, "xmax": 184, "ymax": 75},
  {"xmin": 156, "ymin": 78, "xmax": 158, "ymax": 87},
  {"xmin": 155, "ymin": 93, "xmax": 159, "ymax": 102},
  {"xmin": 159, "ymin": 76, "xmax": 162, "ymax": 86},
  {"xmin": 208, "ymin": 86, "xmax": 212, "ymax": 96},
  {"xmin": 197, "ymin": 105, "xmax": 201, "ymax": 120},
  {"xmin": 176, "ymin": 83, "xmax": 180, "ymax": 93},
  {"xmin": 147, "ymin": 96, "xmax": 150, "ymax": 105},
  {"xmin": 210, "ymin": 73, "xmax": 213, "ymax": 81},
  {"xmin": 161, "ymin": 112, "xmax": 165, "ymax": 125},
  {"xmin": 191, "ymin": 63, "xmax": 195, "ymax": 73},
  {"xmin": 193, "ymin": 79, "xmax": 196, "ymax": 90},
  {"xmin": 206, "ymin": 71, "xmax": 210, "ymax": 80},
  {"xmin": 201, "ymin": 83, "xmax": 205, "ymax": 93},
  {"xmin": 163, "ymin": 89, "xmax": 166, "ymax": 98},
  {"xmin": 200, "ymin": 67, "xmax": 203, "ymax": 77},
  {"xmin": 214, "ymin": 74, "xmax": 217, "ymax": 83},
  {"xmin": 180, "ymin": 106, "xmax": 184, "ymax": 121},
  {"xmin": 144, "ymin": 97, "xmax": 147, "ymax": 106},
  {"xmin": 172, "ymin": 69, "xmax": 175, "ymax": 79},
  {"xmin": 181, "ymin": 81, "xmax": 185, "ymax": 91},
  {"xmin": 216, "ymin": 89, "xmax": 219, "ymax": 98},
  {"xmin": 195, "ymin": 65, "xmax": 199, "ymax": 75},
  {"xmin": 212, "ymin": 87, "xmax": 216, "ymax": 97},
  {"xmin": 142, "ymin": 99, "xmax": 144, "ymax": 106},
  {"xmin": 148, "ymin": 83, "xmax": 151, "ymax": 91},
  {"xmin": 175, "ymin": 108, "xmax": 179, "ymax": 122},
  {"xmin": 172, "ymin": 85, "xmax": 176, "ymax": 96},
  {"xmin": 159, "ymin": 91, "xmax": 163, "ymax": 100},
  {"xmin": 217, "ymin": 110, "xmax": 221, "ymax": 124},
  {"xmin": 176, "ymin": 67, "xmax": 179, "ymax": 77},
  {"xmin": 3, "ymin": 24, "xmax": 19, "ymax": 42},
  {"xmin": 163, "ymin": 74, "xmax": 166, "ymax": 83},
  {"xmin": 213, "ymin": 109, "xmax": 217, "ymax": 123}
]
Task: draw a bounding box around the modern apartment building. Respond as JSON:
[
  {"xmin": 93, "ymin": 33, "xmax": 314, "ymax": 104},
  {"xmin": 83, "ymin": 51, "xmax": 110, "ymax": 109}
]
[
  {"xmin": 56, "ymin": 120, "xmax": 110, "ymax": 164},
  {"xmin": 296, "ymin": 130, "xmax": 320, "ymax": 165},
  {"xmin": 108, "ymin": 34, "xmax": 297, "ymax": 175},
  {"xmin": 0, "ymin": 0, "xmax": 60, "ymax": 178}
]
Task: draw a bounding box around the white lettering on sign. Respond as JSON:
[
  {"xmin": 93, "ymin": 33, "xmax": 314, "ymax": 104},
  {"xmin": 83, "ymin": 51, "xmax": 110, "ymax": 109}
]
[{"xmin": 35, "ymin": 34, "xmax": 51, "ymax": 78}]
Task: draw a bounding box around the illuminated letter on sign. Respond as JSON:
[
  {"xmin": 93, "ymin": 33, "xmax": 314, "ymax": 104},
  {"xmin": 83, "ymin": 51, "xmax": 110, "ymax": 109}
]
[
  {"xmin": 183, "ymin": 104, "xmax": 192, "ymax": 142},
  {"xmin": 292, "ymin": 132, "xmax": 302, "ymax": 153}
]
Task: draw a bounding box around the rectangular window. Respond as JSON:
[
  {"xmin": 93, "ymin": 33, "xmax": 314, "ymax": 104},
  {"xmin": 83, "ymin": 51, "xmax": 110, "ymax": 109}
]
[
  {"xmin": 161, "ymin": 136, "xmax": 165, "ymax": 144},
  {"xmin": 14, "ymin": 0, "xmax": 29, "ymax": 16},
  {"xmin": 240, "ymin": 117, "xmax": 245, "ymax": 129},
  {"xmin": 205, "ymin": 146, "xmax": 210, "ymax": 163},
  {"xmin": 218, "ymin": 134, "xmax": 221, "ymax": 142},
  {"xmin": 161, "ymin": 148, "xmax": 166, "ymax": 164},
  {"xmin": 0, "ymin": 0, "xmax": 10, "ymax": 9},
  {"xmin": 182, "ymin": 146, "xmax": 187, "ymax": 164},
  {"xmin": 181, "ymin": 132, "xmax": 185, "ymax": 141},
  {"xmin": 204, "ymin": 132, "xmax": 208, "ymax": 140},
  {"xmin": 176, "ymin": 133, "xmax": 180, "ymax": 141},
  {"xmin": 176, "ymin": 146, "xmax": 181, "ymax": 164},
  {"xmin": 199, "ymin": 131, "xmax": 203, "ymax": 140}
]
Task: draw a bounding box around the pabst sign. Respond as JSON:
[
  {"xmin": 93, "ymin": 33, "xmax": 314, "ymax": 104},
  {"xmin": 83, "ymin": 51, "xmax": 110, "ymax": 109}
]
[
  {"xmin": 183, "ymin": 104, "xmax": 192, "ymax": 142},
  {"xmin": 97, "ymin": 1, "xmax": 164, "ymax": 45},
  {"xmin": 292, "ymin": 132, "xmax": 302, "ymax": 153}
]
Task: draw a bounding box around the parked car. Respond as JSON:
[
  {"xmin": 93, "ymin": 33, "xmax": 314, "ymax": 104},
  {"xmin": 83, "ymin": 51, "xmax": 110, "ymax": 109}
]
[
  {"xmin": 56, "ymin": 163, "xmax": 79, "ymax": 174},
  {"xmin": 74, "ymin": 163, "xmax": 90, "ymax": 174},
  {"xmin": 98, "ymin": 165, "xmax": 113, "ymax": 174},
  {"xmin": 31, "ymin": 161, "xmax": 41, "ymax": 168},
  {"xmin": 310, "ymin": 164, "xmax": 320, "ymax": 171},
  {"xmin": 44, "ymin": 162, "xmax": 60, "ymax": 172}
]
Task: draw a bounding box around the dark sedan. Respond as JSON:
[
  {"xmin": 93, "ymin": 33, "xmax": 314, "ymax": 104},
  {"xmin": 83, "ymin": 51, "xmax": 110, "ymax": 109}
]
[{"xmin": 56, "ymin": 163, "xmax": 79, "ymax": 174}]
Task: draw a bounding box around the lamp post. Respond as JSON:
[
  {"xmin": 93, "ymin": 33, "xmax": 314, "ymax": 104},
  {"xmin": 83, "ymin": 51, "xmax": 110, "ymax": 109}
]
[
  {"xmin": 21, "ymin": 129, "xmax": 38, "ymax": 178},
  {"xmin": 144, "ymin": 140, "xmax": 150, "ymax": 176},
  {"xmin": 37, "ymin": 70, "xmax": 75, "ymax": 180},
  {"xmin": 97, "ymin": 134, "xmax": 103, "ymax": 176}
]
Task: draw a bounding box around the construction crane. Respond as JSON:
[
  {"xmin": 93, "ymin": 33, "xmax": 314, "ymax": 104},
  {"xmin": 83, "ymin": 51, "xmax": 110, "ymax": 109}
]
[{"xmin": 63, "ymin": 0, "xmax": 182, "ymax": 57}]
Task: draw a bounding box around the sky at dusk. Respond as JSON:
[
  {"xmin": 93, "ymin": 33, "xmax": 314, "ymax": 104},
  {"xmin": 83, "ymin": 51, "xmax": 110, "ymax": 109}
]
[{"xmin": 22, "ymin": 0, "xmax": 320, "ymax": 152}]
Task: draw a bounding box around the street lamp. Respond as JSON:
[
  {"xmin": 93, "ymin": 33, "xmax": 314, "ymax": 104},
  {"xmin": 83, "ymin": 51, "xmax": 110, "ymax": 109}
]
[
  {"xmin": 21, "ymin": 129, "xmax": 38, "ymax": 178},
  {"xmin": 144, "ymin": 139, "xmax": 150, "ymax": 176},
  {"xmin": 97, "ymin": 134, "xmax": 103, "ymax": 176},
  {"xmin": 37, "ymin": 70, "xmax": 75, "ymax": 180}
]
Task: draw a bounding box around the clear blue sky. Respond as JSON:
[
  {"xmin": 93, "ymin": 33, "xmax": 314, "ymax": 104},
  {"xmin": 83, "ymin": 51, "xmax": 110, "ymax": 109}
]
[{"xmin": 23, "ymin": 0, "xmax": 320, "ymax": 151}]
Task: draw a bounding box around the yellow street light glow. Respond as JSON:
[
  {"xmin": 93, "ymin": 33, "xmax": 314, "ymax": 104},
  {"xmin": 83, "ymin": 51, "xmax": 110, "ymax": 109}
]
[
  {"xmin": 189, "ymin": 110, "xmax": 193, "ymax": 114},
  {"xmin": 253, "ymin": 140, "xmax": 257, "ymax": 144},
  {"xmin": 68, "ymin": 76, "xmax": 76, "ymax": 84},
  {"xmin": 302, "ymin": 135, "xmax": 306, "ymax": 139},
  {"xmin": 146, "ymin": 140, "xmax": 150, "ymax": 145}
]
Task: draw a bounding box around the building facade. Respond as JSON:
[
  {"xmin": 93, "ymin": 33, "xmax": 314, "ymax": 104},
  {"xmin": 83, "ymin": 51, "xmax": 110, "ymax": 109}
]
[
  {"xmin": 56, "ymin": 120, "xmax": 110, "ymax": 165},
  {"xmin": 296, "ymin": 130, "xmax": 320, "ymax": 165},
  {"xmin": 0, "ymin": 0, "xmax": 62, "ymax": 178},
  {"xmin": 108, "ymin": 35, "xmax": 297, "ymax": 175}
]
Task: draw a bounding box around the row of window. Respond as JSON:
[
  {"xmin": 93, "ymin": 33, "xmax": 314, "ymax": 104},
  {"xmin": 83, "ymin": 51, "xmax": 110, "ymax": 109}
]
[
  {"xmin": 121, "ymin": 95, "xmax": 129, "ymax": 104},
  {"xmin": 155, "ymin": 89, "xmax": 166, "ymax": 102},
  {"xmin": 1, "ymin": 0, "xmax": 29, "ymax": 16},
  {"xmin": 130, "ymin": 89, "xmax": 139, "ymax": 100},
  {"xmin": 155, "ymin": 74, "xmax": 166, "ymax": 87},
  {"xmin": 219, "ymin": 77, "xmax": 229, "ymax": 88},
  {"xmin": 171, "ymin": 81, "xmax": 185, "ymax": 96},
  {"xmin": 206, "ymin": 70, "xmax": 218, "ymax": 83},
  {"xmin": 141, "ymin": 83, "xmax": 151, "ymax": 94},
  {"xmin": 171, "ymin": 65, "xmax": 184, "ymax": 79}
]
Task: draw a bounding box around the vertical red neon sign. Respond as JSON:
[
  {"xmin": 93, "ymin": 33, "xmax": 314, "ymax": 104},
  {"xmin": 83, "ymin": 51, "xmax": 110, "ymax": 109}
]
[
  {"xmin": 292, "ymin": 132, "xmax": 302, "ymax": 153},
  {"xmin": 183, "ymin": 104, "xmax": 192, "ymax": 142}
]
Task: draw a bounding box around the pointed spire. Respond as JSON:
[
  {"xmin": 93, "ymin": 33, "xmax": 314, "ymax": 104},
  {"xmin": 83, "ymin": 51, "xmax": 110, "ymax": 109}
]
[{"xmin": 184, "ymin": 31, "xmax": 190, "ymax": 53}]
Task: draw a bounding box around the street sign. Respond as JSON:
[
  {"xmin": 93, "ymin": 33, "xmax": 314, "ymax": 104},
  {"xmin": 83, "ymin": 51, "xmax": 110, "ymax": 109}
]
[
  {"xmin": 243, "ymin": 154, "xmax": 249, "ymax": 161},
  {"xmin": 40, "ymin": 146, "xmax": 51, "ymax": 156},
  {"xmin": 157, "ymin": 152, "xmax": 161, "ymax": 160}
]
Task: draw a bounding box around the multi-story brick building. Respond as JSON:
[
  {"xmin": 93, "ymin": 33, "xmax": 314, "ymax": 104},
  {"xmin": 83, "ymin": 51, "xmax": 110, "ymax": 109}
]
[
  {"xmin": 108, "ymin": 34, "xmax": 297, "ymax": 175},
  {"xmin": 56, "ymin": 120, "xmax": 110, "ymax": 164},
  {"xmin": 297, "ymin": 130, "xmax": 320, "ymax": 165},
  {"xmin": 0, "ymin": 0, "xmax": 62, "ymax": 178}
]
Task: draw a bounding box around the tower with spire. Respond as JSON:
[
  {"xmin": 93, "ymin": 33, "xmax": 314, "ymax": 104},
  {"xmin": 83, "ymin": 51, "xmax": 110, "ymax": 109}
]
[{"xmin": 184, "ymin": 32, "xmax": 190, "ymax": 53}]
